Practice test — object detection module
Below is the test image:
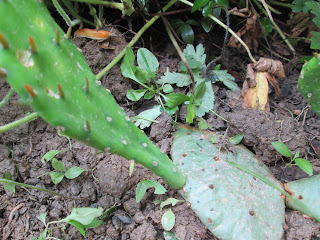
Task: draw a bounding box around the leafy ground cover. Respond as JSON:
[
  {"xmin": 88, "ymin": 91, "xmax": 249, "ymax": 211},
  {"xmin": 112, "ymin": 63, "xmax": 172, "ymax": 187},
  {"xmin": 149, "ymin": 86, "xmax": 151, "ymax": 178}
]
[{"xmin": 1, "ymin": 0, "xmax": 320, "ymax": 239}]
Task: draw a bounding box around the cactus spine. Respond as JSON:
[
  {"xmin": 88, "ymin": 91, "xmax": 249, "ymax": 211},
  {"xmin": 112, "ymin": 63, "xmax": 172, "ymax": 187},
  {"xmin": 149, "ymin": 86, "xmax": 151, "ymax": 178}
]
[{"xmin": 0, "ymin": 0, "xmax": 185, "ymax": 189}]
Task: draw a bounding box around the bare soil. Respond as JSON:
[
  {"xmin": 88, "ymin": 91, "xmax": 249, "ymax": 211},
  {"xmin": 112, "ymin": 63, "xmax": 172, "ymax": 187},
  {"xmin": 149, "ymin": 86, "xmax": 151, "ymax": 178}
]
[{"xmin": 1, "ymin": 17, "xmax": 320, "ymax": 240}]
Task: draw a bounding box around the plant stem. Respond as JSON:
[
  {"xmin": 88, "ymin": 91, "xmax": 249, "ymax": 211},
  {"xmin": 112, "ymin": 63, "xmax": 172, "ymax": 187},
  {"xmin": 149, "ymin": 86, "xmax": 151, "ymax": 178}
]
[
  {"xmin": 162, "ymin": 17, "xmax": 196, "ymax": 95},
  {"xmin": 0, "ymin": 88, "xmax": 14, "ymax": 108},
  {"xmin": 269, "ymin": 0, "xmax": 293, "ymax": 8},
  {"xmin": 178, "ymin": 0, "xmax": 256, "ymax": 63},
  {"xmin": 0, "ymin": 112, "xmax": 39, "ymax": 133},
  {"xmin": 0, "ymin": 179, "xmax": 83, "ymax": 201},
  {"xmin": 71, "ymin": 0, "xmax": 124, "ymax": 12},
  {"xmin": 95, "ymin": 0, "xmax": 178, "ymax": 80}
]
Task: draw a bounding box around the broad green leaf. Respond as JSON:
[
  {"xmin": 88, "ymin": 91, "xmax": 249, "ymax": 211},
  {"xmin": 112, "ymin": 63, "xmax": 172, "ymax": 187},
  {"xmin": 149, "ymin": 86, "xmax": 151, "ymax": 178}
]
[
  {"xmin": 51, "ymin": 158, "xmax": 66, "ymax": 172},
  {"xmin": 41, "ymin": 150, "xmax": 63, "ymax": 163},
  {"xmin": 185, "ymin": 19, "xmax": 200, "ymax": 26},
  {"xmin": 161, "ymin": 209, "xmax": 175, "ymax": 231},
  {"xmin": 195, "ymin": 81, "xmax": 215, "ymax": 117},
  {"xmin": 135, "ymin": 67, "xmax": 152, "ymax": 83},
  {"xmin": 215, "ymin": 0, "xmax": 228, "ymax": 7},
  {"xmin": 306, "ymin": 1, "xmax": 320, "ymax": 27},
  {"xmin": 171, "ymin": 19, "xmax": 186, "ymax": 35},
  {"xmin": 49, "ymin": 172, "xmax": 64, "ymax": 184},
  {"xmin": 295, "ymin": 158, "xmax": 313, "ymax": 175},
  {"xmin": 202, "ymin": 0, "xmax": 213, "ymax": 16},
  {"xmin": 164, "ymin": 106, "xmax": 179, "ymax": 116},
  {"xmin": 271, "ymin": 142, "xmax": 292, "ymax": 157},
  {"xmin": 180, "ymin": 24, "xmax": 194, "ymax": 44},
  {"xmin": 36, "ymin": 212, "xmax": 47, "ymax": 226},
  {"xmin": 229, "ymin": 134, "xmax": 244, "ymax": 145},
  {"xmin": 69, "ymin": 220, "xmax": 86, "ymax": 236},
  {"xmin": 83, "ymin": 218, "xmax": 104, "ymax": 228},
  {"xmin": 310, "ymin": 31, "xmax": 320, "ymax": 49},
  {"xmin": 121, "ymin": 47, "xmax": 137, "ymax": 80},
  {"xmin": 144, "ymin": 91, "xmax": 155, "ymax": 99},
  {"xmin": 293, "ymin": 151, "xmax": 300, "ymax": 159},
  {"xmin": 65, "ymin": 166, "xmax": 86, "ymax": 179},
  {"xmin": 160, "ymin": 198, "xmax": 184, "ymax": 210},
  {"xmin": 133, "ymin": 105, "xmax": 162, "ymax": 129},
  {"xmin": 192, "ymin": 0, "xmax": 209, "ymax": 12},
  {"xmin": 260, "ymin": 17, "xmax": 273, "ymax": 36},
  {"xmin": 202, "ymin": 17, "xmax": 213, "ymax": 32},
  {"xmin": 137, "ymin": 48, "xmax": 159, "ymax": 73},
  {"xmin": 163, "ymin": 84, "xmax": 174, "ymax": 93},
  {"xmin": 197, "ymin": 118, "xmax": 212, "ymax": 130},
  {"xmin": 292, "ymin": 0, "xmax": 313, "ymax": 13},
  {"xmin": 194, "ymin": 79, "xmax": 206, "ymax": 102},
  {"xmin": 180, "ymin": 44, "xmax": 206, "ymax": 72},
  {"xmin": 157, "ymin": 72, "xmax": 192, "ymax": 87},
  {"xmin": 163, "ymin": 231, "xmax": 179, "ymax": 240},
  {"xmin": 3, "ymin": 172, "xmax": 15, "ymax": 192},
  {"xmin": 186, "ymin": 104, "xmax": 196, "ymax": 123},
  {"xmin": 136, "ymin": 179, "xmax": 167, "ymax": 203},
  {"xmin": 126, "ymin": 89, "xmax": 148, "ymax": 101},
  {"xmin": 211, "ymin": 70, "xmax": 240, "ymax": 90},
  {"xmin": 63, "ymin": 207, "xmax": 103, "ymax": 226},
  {"xmin": 164, "ymin": 93, "xmax": 190, "ymax": 108}
]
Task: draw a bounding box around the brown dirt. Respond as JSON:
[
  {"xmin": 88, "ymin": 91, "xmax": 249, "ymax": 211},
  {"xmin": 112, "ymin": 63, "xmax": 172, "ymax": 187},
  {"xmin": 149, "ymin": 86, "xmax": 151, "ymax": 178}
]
[{"xmin": 1, "ymin": 17, "xmax": 320, "ymax": 240}]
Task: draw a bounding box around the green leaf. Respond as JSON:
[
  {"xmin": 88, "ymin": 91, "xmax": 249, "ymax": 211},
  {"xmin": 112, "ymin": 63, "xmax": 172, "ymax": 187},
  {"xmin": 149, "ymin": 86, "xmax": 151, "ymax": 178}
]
[
  {"xmin": 135, "ymin": 67, "xmax": 152, "ymax": 83},
  {"xmin": 63, "ymin": 207, "xmax": 103, "ymax": 226},
  {"xmin": 160, "ymin": 198, "xmax": 184, "ymax": 210},
  {"xmin": 133, "ymin": 105, "xmax": 162, "ymax": 129},
  {"xmin": 41, "ymin": 150, "xmax": 63, "ymax": 163},
  {"xmin": 260, "ymin": 17, "xmax": 273, "ymax": 36},
  {"xmin": 83, "ymin": 218, "xmax": 104, "ymax": 228},
  {"xmin": 36, "ymin": 212, "xmax": 47, "ymax": 226},
  {"xmin": 126, "ymin": 89, "xmax": 148, "ymax": 101},
  {"xmin": 202, "ymin": 17, "xmax": 213, "ymax": 32},
  {"xmin": 171, "ymin": 19, "xmax": 186, "ymax": 35},
  {"xmin": 158, "ymin": 72, "xmax": 192, "ymax": 87},
  {"xmin": 185, "ymin": 19, "xmax": 200, "ymax": 26},
  {"xmin": 295, "ymin": 158, "xmax": 313, "ymax": 175},
  {"xmin": 195, "ymin": 81, "xmax": 215, "ymax": 117},
  {"xmin": 121, "ymin": 47, "xmax": 137, "ymax": 80},
  {"xmin": 293, "ymin": 151, "xmax": 300, "ymax": 160},
  {"xmin": 211, "ymin": 70, "xmax": 240, "ymax": 90},
  {"xmin": 180, "ymin": 24, "xmax": 194, "ymax": 44},
  {"xmin": 192, "ymin": 0, "xmax": 209, "ymax": 12},
  {"xmin": 202, "ymin": 0, "xmax": 213, "ymax": 16},
  {"xmin": 49, "ymin": 172, "xmax": 64, "ymax": 184},
  {"xmin": 186, "ymin": 104, "xmax": 196, "ymax": 123},
  {"xmin": 306, "ymin": 1, "xmax": 320, "ymax": 27},
  {"xmin": 163, "ymin": 231, "xmax": 179, "ymax": 240},
  {"xmin": 196, "ymin": 118, "xmax": 212, "ymax": 130},
  {"xmin": 164, "ymin": 93, "xmax": 190, "ymax": 108},
  {"xmin": 161, "ymin": 209, "xmax": 175, "ymax": 231},
  {"xmin": 68, "ymin": 220, "xmax": 86, "ymax": 236},
  {"xmin": 164, "ymin": 106, "xmax": 179, "ymax": 116},
  {"xmin": 51, "ymin": 158, "xmax": 66, "ymax": 172},
  {"xmin": 292, "ymin": 0, "xmax": 313, "ymax": 13},
  {"xmin": 180, "ymin": 44, "xmax": 206, "ymax": 71},
  {"xmin": 3, "ymin": 172, "xmax": 15, "ymax": 192},
  {"xmin": 194, "ymin": 79, "xmax": 206, "ymax": 102},
  {"xmin": 310, "ymin": 31, "xmax": 320, "ymax": 49},
  {"xmin": 137, "ymin": 48, "xmax": 159, "ymax": 74},
  {"xmin": 65, "ymin": 166, "xmax": 86, "ymax": 179},
  {"xmin": 144, "ymin": 91, "xmax": 155, "ymax": 99},
  {"xmin": 163, "ymin": 84, "xmax": 174, "ymax": 93},
  {"xmin": 229, "ymin": 134, "xmax": 244, "ymax": 145},
  {"xmin": 271, "ymin": 142, "xmax": 292, "ymax": 157},
  {"xmin": 136, "ymin": 179, "xmax": 167, "ymax": 203}
]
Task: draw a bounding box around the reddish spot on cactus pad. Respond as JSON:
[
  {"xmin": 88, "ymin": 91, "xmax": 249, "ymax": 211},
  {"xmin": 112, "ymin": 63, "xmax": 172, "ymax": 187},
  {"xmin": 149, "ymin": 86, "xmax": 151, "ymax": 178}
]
[
  {"xmin": 0, "ymin": 32, "xmax": 9, "ymax": 48},
  {"xmin": 24, "ymin": 85, "xmax": 37, "ymax": 98},
  {"xmin": 28, "ymin": 36, "xmax": 38, "ymax": 53}
]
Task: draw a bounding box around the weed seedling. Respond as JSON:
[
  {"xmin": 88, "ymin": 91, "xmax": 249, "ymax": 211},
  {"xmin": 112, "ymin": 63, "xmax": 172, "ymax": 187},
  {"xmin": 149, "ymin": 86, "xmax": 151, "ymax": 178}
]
[
  {"xmin": 272, "ymin": 142, "xmax": 313, "ymax": 175},
  {"xmin": 40, "ymin": 150, "xmax": 92, "ymax": 184}
]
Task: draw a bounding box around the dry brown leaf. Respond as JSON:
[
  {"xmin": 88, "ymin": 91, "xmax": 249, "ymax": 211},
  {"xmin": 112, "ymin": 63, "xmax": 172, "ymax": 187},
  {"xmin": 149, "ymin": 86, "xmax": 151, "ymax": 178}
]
[{"xmin": 242, "ymin": 58, "xmax": 285, "ymax": 111}]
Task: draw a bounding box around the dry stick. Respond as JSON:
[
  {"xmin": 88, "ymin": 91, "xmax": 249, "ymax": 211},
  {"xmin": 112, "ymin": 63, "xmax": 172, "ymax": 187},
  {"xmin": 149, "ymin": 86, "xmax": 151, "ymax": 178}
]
[
  {"xmin": 8, "ymin": 203, "xmax": 25, "ymax": 225},
  {"xmin": 162, "ymin": 17, "xmax": 196, "ymax": 95},
  {"xmin": 179, "ymin": 0, "xmax": 257, "ymax": 63},
  {"xmin": 95, "ymin": 0, "xmax": 178, "ymax": 80}
]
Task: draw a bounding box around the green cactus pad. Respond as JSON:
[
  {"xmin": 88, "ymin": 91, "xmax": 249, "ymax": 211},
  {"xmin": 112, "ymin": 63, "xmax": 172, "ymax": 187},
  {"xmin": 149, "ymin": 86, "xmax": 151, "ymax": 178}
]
[
  {"xmin": 284, "ymin": 175, "xmax": 320, "ymax": 219},
  {"xmin": 298, "ymin": 55, "xmax": 320, "ymax": 114},
  {"xmin": 0, "ymin": 0, "xmax": 185, "ymax": 189},
  {"xmin": 171, "ymin": 125, "xmax": 285, "ymax": 239}
]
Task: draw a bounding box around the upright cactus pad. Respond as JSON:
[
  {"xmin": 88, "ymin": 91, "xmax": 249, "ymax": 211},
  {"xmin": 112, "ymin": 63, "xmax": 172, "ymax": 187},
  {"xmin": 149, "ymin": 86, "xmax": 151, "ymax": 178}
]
[
  {"xmin": 171, "ymin": 126, "xmax": 285, "ymax": 239},
  {"xmin": 298, "ymin": 55, "xmax": 320, "ymax": 114},
  {"xmin": 0, "ymin": 0, "xmax": 185, "ymax": 189}
]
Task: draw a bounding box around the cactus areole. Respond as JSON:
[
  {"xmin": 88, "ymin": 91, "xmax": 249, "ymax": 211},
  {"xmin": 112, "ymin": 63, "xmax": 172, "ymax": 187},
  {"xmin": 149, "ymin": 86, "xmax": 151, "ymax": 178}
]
[{"xmin": 0, "ymin": 0, "xmax": 185, "ymax": 189}]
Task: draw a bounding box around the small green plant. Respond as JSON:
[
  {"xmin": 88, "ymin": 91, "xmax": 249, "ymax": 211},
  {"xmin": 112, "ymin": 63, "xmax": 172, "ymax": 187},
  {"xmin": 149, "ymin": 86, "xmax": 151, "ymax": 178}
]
[
  {"xmin": 32, "ymin": 207, "xmax": 104, "ymax": 240},
  {"xmin": 272, "ymin": 142, "xmax": 313, "ymax": 176},
  {"xmin": 2, "ymin": 172, "xmax": 16, "ymax": 193},
  {"xmin": 40, "ymin": 150, "xmax": 90, "ymax": 184},
  {"xmin": 136, "ymin": 179, "xmax": 184, "ymax": 231}
]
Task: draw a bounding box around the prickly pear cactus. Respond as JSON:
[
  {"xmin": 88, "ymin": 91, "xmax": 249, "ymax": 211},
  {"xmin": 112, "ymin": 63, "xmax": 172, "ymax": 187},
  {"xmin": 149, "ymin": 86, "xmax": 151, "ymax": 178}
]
[
  {"xmin": 0, "ymin": 0, "xmax": 185, "ymax": 189},
  {"xmin": 171, "ymin": 125, "xmax": 285, "ymax": 239},
  {"xmin": 298, "ymin": 55, "xmax": 320, "ymax": 114},
  {"xmin": 284, "ymin": 175, "xmax": 320, "ymax": 220}
]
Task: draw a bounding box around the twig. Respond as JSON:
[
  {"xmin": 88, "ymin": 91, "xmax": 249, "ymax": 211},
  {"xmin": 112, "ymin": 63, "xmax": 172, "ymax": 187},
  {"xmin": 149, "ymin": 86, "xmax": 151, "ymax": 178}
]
[{"xmin": 8, "ymin": 203, "xmax": 24, "ymax": 225}]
